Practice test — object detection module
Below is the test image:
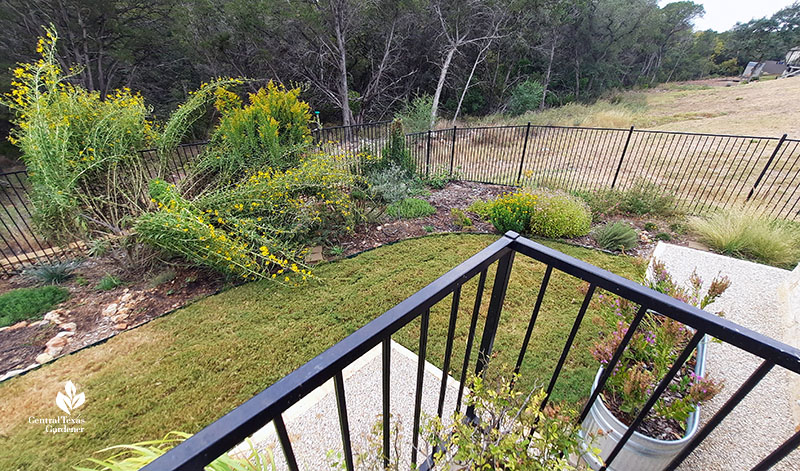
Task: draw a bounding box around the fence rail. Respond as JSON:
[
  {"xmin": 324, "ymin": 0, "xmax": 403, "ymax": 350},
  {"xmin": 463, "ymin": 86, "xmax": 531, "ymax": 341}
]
[
  {"xmin": 1, "ymin": 121, "xmax": 798, "ymax": 274},
  {"xmin": 141, "ymin": 232, "xmax": 800, "ymax": 471}
]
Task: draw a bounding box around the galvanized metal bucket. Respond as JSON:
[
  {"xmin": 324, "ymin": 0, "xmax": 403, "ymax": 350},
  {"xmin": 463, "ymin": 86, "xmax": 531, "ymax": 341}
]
[{"xmin": 579, "ymin": 336, "xmax": 708, "ymax": 470}]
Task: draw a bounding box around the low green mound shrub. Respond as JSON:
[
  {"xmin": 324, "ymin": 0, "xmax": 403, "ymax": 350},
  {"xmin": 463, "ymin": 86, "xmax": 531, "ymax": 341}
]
[
  {"xmin": 689, "ymin": 209, "xmax": 800, "ymax": 267},
  {"xmin": 365, "ymin": 163, "xmax": 419, "ymax": 203},
  {"xmin": 451, "ymin": 208, "xmax": 473, "ymax": 229},
  {"xmin": 386, "ymin": 198, "xmax": 436, "ymax": 219},
  {"xmin": 485, "ymin": 189, "xmax": 591, "ymax": 238},
  {"xmin": 593, "ymin": 221, "xmax": 638, "ymax": 251},
  {"xmin": 655, "ymin": 232, "xmax": 672, "ymax": 241},
  {"xmin": 0, "ymin": 286, "xmax": 69, "ymax": 327},
  {"xmin": 467, "ymin": 200, "xmax": 491, "ymax": 219},
  {"xmin": 576, "ymin": 180, "xmax": 675, "ymax": 220}
]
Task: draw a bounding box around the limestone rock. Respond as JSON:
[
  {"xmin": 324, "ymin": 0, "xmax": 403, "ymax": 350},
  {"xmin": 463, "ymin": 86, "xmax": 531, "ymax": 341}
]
[
  {"xmin": 7, "ymin": 321, "xmax": 28, "ymax": 331},
  {"xmin": 35, "ymin": 352, "xmax": 54, "ymax": 364},
  {"xmin": 102, "ymin": 303, "xmax": 119, "ymax": 317},
  {"xmin": 44, "ymin": 309, "xmax": 67, "ymax": 324},
  {"xmin": 46, "ymin": 335, "xmax": 68, "ymax": 349},
  {"xmin": 60, "ymin": 322, "xmax": 77, "ymax": 332}
]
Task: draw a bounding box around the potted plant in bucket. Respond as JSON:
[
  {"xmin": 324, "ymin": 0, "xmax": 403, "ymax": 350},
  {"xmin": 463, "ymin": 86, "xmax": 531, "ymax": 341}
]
[{"xmin": 580, "ymin": 261, "xmax": 729, "ymax": 470}]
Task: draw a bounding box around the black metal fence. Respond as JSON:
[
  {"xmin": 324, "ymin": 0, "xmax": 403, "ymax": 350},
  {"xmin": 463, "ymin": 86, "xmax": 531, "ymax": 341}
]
[
  {"xmin": 141, "ymin": 232, "xmax": 800, "ymax": 471},
  {"xmin": 407, "ymin": 125, "xmax": 800, "ymax": 219},
  {"xmin": 1, "ymin": 121, "xmax": 798, "ymax": 275}
]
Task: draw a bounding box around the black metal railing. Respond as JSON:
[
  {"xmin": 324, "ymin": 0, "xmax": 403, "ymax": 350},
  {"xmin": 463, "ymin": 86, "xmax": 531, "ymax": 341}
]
[
  {"xmin": 2, "ymin": 121, "xmax": 799, "ymax": 275},
  {"xmin": 142, "ymin": 232, "xmax": 800, "ymax": 471}
]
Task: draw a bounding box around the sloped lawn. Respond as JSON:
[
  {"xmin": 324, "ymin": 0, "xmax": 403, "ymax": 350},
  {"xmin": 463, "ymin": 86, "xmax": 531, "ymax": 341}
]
[{"xmin": 0, "ymin": 234, "xmax": 644, "ymax": 470}]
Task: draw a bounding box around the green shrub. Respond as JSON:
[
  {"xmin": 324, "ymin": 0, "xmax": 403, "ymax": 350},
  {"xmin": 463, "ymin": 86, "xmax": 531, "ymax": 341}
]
[
  {"xmin": 420, "ymin": 169, "xmax": 454, "ymax": 189},
  {"xmin": 592, "ymin": 221, "xmax": 639, "ymax": 251},
  {"xmin": 622, "ymin": 181, "xmax": 675, "ymax": 216},
  {"xmin": 467, "ymin": 200, "xmax": 492, "ymax": 219},
  {"xmin": 507, "ymin": 80, "xmax": 545, "ymax": 116},
  {"xmin": 0, "ymin": 286, "xmax": 69, "ymax": 327},
  {"xmin": 366, "ymin": 163, "xmax": 420, "ymax": 203},
  {"xmin": 576, "ymin": 181, "xmax": 675, "ymax": 219},
  {"xmin": 3, "ymin": 28, "xmax": 154, "ymax": 241},
  {"xmin": 136, "ymin": 154, "xmax": 355, "ymax": 281},
  {"xmin": 195, "ymin": 81, "xmax": 313, "ymax": 184},
  {"xmin": 386, "ymin": 198, "xmax": 436, "ymax": 219},
  {"xmin": 485, "ymin": 189, "xmax": 591, "ymax": 238},
  {"xmin": 396, "ymin": 94, "xmax": 433, "ymax": 134},
  {"xmin": 655, "ymin": 232, "xmax": 672, "ymax": 241},
  {"xmin": 96, "ymin": 274, "xmax": 123, "ymax": 291},
  {"xmin": 644, "ymin": 222, "xmax": 658, "ymax": 232},
  {"xmin": 688, "ymin": 209, "xmax": 800, "ymax": 267},
  {"xmin": 423, "ymin": 224, "xmax": 435, "ymax": 233},
  {"xmin": 451, "ymin": 208, "xmax": 472, "ymax": 229},
  {"xmin": 25, "ymin": 261, "xmax": 79, "ymax": 284},
  {"xmin": 378, "ymin": 120, "xmax": 414, "ymax": 174}
]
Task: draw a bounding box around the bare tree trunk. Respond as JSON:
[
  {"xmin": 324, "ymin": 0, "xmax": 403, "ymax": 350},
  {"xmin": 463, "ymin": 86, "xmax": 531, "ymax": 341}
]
[
  {"xmin": 431, "ymin": 46, "xmax": 456, "ymax": 128},
  {"xmin": 540, "ymin": 41, "xmax": 555, "ymax": 110},
  {"xmin": 333, "ymin": 2, "xmax": 353, "ymax": 127},
  {"xmin": 452, "ymin": 42, "xmax": 490, "ymax": 125}
]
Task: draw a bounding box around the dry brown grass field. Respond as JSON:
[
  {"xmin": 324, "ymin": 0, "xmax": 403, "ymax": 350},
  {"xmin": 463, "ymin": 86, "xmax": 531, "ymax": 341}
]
[{"xmin": 407, "ymin": 77, "xmax": 800, "ymax": 219}]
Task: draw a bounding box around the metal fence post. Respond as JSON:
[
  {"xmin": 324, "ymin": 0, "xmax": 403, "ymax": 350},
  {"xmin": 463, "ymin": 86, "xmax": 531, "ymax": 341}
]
[
  {"xmin": 426, "ymin": 130, "xmax": 432, "ymax": 177},
  {"xmin": 611, "ymin": 126, "xmax": 635, "ymax": 189},
  {"xmin": 449, "ymin": 126, "xmax": 457, "ymax": 177},
  {"xmin": 746, "ymin": 134, "xmax": 787, "ymax": 202},
  {"xmin": 516, "ymin": 122, "xmax": 532, "ymax": 184}
]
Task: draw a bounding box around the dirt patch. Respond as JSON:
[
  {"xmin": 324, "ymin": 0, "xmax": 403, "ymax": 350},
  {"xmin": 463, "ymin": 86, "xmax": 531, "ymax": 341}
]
[{"xmin": 0, "ymin": 257, "xmax": 223, "ymax": 377}]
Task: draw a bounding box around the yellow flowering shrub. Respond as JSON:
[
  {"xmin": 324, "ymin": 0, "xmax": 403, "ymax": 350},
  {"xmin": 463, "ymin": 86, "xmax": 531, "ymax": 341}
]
[
  {"xmin": 2, "ymin": 27, "xmax": 154, "ymax": 240},
  {"xmin": 486, "ymin": 189, "xmax": 591, "ymax": 238},
  {"xmin": 196, "ymin": 81, "xmax": 313, "ymax": 184},
  {"xmin": 136, "ymin": 153, "xmax": 355, "ymax": 281}
]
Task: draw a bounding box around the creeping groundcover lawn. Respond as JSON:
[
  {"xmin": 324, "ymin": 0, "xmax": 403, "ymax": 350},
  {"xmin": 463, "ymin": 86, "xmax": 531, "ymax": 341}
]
[{"xmin": 0, "ymin": 234, "xmax": 643, "ymax": 470}]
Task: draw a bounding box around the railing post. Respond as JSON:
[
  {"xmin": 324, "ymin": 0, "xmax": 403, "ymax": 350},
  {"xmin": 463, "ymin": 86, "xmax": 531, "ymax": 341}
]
[
  {"xmin": 746, "ymin": 134, "xmax": 787, "ymax": 202},
  {"xmin": 611, "ymin": 125, "xmax": 635, "ymax": 189},
  {"xmin": 449, "ymin": 126, "xmax": 457, "ymax": 177},
  {"xmin": 516, "ymin": 122, "xmax": 532, "ymax": 184},
  {"xmin": 426, "ymin": 130, "xmax": 432, "ymax": 177},
  {"xmin": 465, "ymin": 232, "xmax": 518, "ymax": 420}
]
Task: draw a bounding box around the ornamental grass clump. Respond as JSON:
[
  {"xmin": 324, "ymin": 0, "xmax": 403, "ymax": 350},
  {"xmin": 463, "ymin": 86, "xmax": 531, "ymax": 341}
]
[
  {"xmin": 485, "ymin": 189, "xmax": 591, "ymax": 238},
  {"xmin": 592, "ymin": 221, "xmax": 639, "ymax": 252},
  {"xmin": 688, "ymin": 208, "xmax": 800, "ymax": 268},
  {"xmin": 590, "ymin": 261, "xmax": 729, "ymax": 438}
]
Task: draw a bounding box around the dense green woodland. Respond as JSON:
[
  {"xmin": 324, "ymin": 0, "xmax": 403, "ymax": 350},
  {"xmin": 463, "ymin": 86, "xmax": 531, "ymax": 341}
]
[{"xmin": 0, "ymin": 0, "xmax": 799, "ymax": 134}]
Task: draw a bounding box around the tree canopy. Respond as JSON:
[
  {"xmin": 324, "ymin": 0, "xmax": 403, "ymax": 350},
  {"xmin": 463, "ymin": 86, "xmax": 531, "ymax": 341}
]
[{"xmin": 0, "ymin": 0, "xmax": 798, "ymax": 132}]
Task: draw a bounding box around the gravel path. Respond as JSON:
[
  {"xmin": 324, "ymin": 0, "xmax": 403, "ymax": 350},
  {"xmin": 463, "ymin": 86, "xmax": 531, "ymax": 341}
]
[
  {"xmin": 232, "ymin": 341, "xmax": 461, "ymax": 470},
  {"xmin": 651, "ymin": 243, "xmax": 800, "ymax": 471}
]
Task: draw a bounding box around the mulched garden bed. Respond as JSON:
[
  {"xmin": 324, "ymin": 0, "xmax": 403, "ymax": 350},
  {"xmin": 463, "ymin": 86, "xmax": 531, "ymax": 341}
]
[
  {"xmin": 0, "ymin": 257, "xmax": 223, "ymax": 378},
  {"xmin": 0, "ymin": 180, "xmax": 700, "ymax": 380}
]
